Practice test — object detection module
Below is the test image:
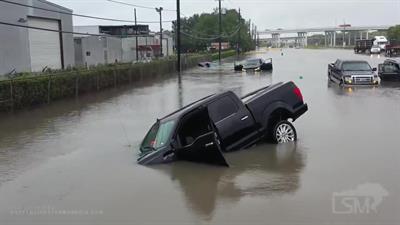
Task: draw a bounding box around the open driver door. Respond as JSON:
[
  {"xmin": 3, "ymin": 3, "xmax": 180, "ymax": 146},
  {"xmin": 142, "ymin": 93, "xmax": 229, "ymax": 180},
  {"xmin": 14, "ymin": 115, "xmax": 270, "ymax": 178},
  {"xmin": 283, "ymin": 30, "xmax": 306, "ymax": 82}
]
[{"xmin": 174, "ymin": 107, "xmax": 229, "ymax": 167}]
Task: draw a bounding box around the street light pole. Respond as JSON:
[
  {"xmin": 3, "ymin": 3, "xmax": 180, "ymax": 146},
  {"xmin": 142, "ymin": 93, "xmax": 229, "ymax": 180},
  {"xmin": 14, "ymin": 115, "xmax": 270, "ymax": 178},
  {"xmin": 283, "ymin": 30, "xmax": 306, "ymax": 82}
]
[
  {"xmin": 218, "ymin": 0, "xmax": 222, "ymax": 64},
  {"xmin": 237, "ymin": 8, "xmax": 241, "ymax": 57},
  {"xmin": 134, "ymin": 8, "xmax": 138, "ymax": 61},
  {"xmin": 176, "ymin": 0, "xmax": 181, "ymax": 72},
  {"xmin": 156, "ymin": 7, "xmax": 163, "ymax": 57}
]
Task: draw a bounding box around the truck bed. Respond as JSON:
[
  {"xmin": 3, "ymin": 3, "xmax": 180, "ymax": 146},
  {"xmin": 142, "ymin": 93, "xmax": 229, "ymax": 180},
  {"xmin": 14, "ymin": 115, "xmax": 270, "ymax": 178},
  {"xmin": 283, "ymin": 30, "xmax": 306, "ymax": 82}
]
[{"xmin": 242, "ymin": 82, "xmax": 305, "ymax": 131}]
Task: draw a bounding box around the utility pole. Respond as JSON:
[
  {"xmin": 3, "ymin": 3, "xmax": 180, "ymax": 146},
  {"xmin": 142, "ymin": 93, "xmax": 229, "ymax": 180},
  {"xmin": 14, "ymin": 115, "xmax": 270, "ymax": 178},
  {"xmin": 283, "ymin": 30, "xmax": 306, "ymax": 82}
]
[
  {"xmin": 237, "ymin": 8, "xmax": 241, "ymax": 57},
  {"xmin": 218, "ymin": 0, "xmax": 222, "ymax": 64},
  {"xmin": 176, "ymin": 0, "xmax": 181, "ymax": 72},
  {"xmin": 343, "ymin": 20, "xmax": 346, "ymax": 47},
  {"xmin": 255, "ymin": 25, "xmax": 257, "ymax": 47},
  {"xmin": 134, "ymin": 8, "xmax": 138, "ymax": 61},
  {"xmin": 156, "ymin": 7, "xmax": 163, "ymax": 57},
  {"xmin": 251, "ymin": 23, "xmax": 254, "ymax": 47},
  {"xmin": 249, "ymin": 19, "xmax": 251, "ymax": 39}
]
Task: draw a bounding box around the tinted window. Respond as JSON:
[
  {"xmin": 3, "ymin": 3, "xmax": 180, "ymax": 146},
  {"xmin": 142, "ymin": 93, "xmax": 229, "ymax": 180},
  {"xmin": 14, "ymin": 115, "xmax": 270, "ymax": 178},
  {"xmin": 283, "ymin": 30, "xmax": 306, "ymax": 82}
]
[
  {"xmin": 342, "ymin": 62, "xmax": 371, "ymax": 71},
  {"xmin": 382, "ymin": 64, "xmax": 398, "ymax": 73},
  {"xmin": 244, "ymin": 59, "xmax": 261, "ymax": 67},
  {"xmin": 208, "ymin": 96, "xmax": 238, "ymax": 122}
]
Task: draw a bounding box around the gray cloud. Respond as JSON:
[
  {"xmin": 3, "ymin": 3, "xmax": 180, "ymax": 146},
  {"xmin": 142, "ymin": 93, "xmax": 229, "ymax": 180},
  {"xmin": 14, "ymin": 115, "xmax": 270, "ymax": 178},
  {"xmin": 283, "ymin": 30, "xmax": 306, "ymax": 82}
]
[{"xmin": 50, "ymin": 0, "xmax": 399, "ymax": 31}]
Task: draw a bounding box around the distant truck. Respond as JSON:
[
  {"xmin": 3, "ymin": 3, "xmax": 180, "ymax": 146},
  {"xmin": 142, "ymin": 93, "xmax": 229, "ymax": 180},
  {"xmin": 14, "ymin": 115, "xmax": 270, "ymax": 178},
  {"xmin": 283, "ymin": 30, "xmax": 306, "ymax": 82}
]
[
  {"xmin": 373, "ymin": 36, "xmax": 388, "ymax": 51},
  {"xmin": 354, "ymin": 39, "xmax": 374, "ymax": 54},
  {"xmin": 328, "ymin": 59, "xmax": 380, "ymax": 85},
  {"xmin": 385, "ymin": 40, "xmax": 400, "ymax": 57}
]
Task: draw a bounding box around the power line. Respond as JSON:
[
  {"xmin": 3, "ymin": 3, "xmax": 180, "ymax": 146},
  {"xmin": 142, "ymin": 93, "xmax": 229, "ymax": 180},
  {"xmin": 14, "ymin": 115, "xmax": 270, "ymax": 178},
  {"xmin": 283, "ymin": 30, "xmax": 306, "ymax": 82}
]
[
  {"xmin": 0, "ymin": 0, "xmax": 173, "ymax": 24},
  {"xmin": 180, "ymin": 31, "xmax": 219, "ymax": 40},
  {"xmin": 0, "ymin": 21, "xmax": 160, "ymax": 38},
  {"xmin": 182, "ymin": 24, "xmax": 240, "ymax": 39},
  {"xmin": 182, "ymin": 27, "xmax": 219, "ymax": 38},
  {"xmin": 180, "ymin": 25, "xmax": 241, "ymax": 40},
  {"xmin": 106, "ymin": 0, "xmax": 176, "ymax": 12},
  {"xmin": 226, "ymin": 0, "xmax": 238, "ymax": 9},
  {"xmin": 222, "ymin": 25, "xmax": 241, "ymax": 37}
]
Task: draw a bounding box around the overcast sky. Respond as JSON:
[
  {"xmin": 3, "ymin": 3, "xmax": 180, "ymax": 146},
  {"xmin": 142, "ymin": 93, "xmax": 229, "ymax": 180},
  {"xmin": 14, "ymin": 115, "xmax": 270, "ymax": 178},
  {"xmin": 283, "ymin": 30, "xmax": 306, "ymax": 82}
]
[{"xmin": 51, "ymin": 0, "xmax": 399, "ymax": 32}]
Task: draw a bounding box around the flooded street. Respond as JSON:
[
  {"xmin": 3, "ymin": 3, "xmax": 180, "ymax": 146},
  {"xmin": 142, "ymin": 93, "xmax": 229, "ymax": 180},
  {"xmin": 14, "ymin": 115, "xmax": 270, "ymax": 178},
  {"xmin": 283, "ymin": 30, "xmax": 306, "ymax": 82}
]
[{"xmin": 0, "ymin": 49, "xmax": 399, "ymax": 224}]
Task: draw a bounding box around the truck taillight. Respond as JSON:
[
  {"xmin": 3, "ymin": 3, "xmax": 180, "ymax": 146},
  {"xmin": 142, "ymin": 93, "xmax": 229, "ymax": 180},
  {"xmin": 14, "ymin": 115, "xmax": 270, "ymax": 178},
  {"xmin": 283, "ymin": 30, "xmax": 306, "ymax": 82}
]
[{"xmin": 293, "ymin": 86, "xmax": 303, "ymax": 102}]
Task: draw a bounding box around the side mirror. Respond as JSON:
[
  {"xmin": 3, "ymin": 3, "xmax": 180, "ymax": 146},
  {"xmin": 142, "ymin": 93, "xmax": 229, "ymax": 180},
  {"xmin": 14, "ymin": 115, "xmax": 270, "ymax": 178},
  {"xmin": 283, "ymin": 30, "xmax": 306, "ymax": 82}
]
[{"xmin": 372, "ymin": 67, "xmax": 377, "ymax": 72}]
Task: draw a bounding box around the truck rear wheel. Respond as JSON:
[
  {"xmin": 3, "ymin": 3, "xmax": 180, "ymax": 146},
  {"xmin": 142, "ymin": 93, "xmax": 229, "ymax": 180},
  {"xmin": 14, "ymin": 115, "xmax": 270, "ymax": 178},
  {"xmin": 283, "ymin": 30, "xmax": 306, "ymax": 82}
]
[{"xmin": 272, "ymin": 120, "xmax": 297, "ymax": 144}]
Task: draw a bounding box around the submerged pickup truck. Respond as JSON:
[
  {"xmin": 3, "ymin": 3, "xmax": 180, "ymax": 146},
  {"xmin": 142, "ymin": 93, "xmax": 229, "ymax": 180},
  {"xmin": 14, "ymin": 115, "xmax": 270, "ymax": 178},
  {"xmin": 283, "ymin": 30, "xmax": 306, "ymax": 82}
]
[
  {"xmin": 328, "ymin": 59, "xmax": 380, "ymax": 86},
  {"xmin": 138, "ymin": 81, "xmax": 308, "ymax": 166}
]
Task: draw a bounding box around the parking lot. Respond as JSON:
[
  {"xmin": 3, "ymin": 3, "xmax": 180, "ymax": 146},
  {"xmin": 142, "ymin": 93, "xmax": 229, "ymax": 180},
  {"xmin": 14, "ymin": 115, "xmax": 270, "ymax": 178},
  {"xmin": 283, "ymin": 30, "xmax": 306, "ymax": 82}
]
[{"xmin": 0, "ymin": 48, "xmax": 399, "ymax": 225}]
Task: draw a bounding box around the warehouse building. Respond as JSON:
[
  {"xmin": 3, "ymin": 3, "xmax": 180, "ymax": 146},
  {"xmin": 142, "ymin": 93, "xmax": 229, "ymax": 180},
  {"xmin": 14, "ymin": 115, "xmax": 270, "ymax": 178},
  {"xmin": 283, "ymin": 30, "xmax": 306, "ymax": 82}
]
[
  {"xmin": 74, "ymin": 25, "xmax": 174, "ymax": 65},
  {"xmin": 0, "ymin": 0, "xmax": 74, "ymax": 75},
  {"xmin": 74, "ymin": 36, "xmax": 123, "ymax": 67},
  {"xmin": 74, "ymin": 25, "xmax": 151, "ymax": 37}
]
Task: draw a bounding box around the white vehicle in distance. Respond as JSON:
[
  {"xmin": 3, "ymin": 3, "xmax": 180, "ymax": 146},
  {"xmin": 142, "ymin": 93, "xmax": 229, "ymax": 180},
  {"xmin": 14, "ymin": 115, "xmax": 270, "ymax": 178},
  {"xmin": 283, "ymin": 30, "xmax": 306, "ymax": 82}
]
[
  {"xmin": 374, "ymin": 36, "xmax": 388, "ymax": 51},
  {"xmin": 370, "ymin": 45, "xmax": 381, "ymax": 54}
]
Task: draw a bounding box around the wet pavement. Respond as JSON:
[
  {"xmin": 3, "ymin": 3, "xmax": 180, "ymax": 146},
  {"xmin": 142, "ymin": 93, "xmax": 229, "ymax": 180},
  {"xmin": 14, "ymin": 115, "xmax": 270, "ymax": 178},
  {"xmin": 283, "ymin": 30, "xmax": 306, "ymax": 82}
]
[{"xmin": 0, "ymin": 49, "xmax": 399, "ymax": 225}]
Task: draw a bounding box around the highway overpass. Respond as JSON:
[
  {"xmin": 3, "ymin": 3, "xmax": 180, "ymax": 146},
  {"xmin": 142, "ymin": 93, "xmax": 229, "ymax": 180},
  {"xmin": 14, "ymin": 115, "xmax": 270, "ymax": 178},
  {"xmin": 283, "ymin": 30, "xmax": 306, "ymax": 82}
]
[{"xmin": 258, "ymin": 25, "xmax": 391, "ymax": 47}]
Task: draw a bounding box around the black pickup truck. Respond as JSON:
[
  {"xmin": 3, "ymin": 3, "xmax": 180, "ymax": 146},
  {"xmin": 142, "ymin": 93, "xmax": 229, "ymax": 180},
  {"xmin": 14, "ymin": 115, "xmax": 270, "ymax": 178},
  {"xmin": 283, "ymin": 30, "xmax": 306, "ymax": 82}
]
[
  {"xmin": 328, "ymin": 59, "xmax": 380, "ymax": 85},
  {"xmin": 379, "ymin": 59, "xmax": 400, "ymax": 81},
  {"xmin": 138, "ymin": 81, "xmax": 308, "ymax": 166}
]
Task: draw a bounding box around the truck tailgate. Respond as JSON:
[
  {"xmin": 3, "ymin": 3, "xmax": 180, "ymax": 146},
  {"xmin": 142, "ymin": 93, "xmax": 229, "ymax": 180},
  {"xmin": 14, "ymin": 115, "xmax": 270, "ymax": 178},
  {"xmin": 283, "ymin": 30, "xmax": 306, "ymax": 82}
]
[{"xmin": 244, "ymin": 82, "xmax": 303, "ymax": 128}]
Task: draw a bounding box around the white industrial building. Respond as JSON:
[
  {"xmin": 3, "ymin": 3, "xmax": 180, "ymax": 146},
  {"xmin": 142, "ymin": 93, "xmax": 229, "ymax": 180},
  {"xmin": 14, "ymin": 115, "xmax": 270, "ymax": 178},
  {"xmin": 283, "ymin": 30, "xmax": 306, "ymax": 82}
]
[
  {"xmin": 74, "ymin": 25, "xmax": 174, "ymax": 66},
  {"xmin": 0, "ymin": 0, "xmax": 74, "ymax": 75},
  {"xmin": 74, "ymin": 36, "xmax": 123, "ymax": 67}
]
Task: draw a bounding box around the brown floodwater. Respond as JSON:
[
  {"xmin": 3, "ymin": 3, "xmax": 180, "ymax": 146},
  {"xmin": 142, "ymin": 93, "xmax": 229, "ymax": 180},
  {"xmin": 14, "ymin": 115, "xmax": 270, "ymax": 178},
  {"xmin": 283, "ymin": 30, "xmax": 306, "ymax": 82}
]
[{"xmin": 0, "ymin": 49, "xmax": 399, "ymax": 225}]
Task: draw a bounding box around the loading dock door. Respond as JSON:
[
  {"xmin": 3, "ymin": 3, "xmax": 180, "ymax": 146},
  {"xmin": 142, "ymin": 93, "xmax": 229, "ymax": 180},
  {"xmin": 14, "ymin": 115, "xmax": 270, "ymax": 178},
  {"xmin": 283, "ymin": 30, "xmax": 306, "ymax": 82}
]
[{"xmin": 28, "ymin": 17, "xmax": 62, "ymax": 72}]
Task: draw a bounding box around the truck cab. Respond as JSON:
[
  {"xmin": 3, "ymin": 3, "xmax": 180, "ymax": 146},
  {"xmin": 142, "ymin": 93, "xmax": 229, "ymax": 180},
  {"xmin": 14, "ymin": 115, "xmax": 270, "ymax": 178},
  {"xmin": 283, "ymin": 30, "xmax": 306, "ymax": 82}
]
[
  {"xmin": 379, "ymin": 59, "xmax": 400, "ymax": 81},
  {"xmin": 374, "ymin": 36, "xmax": 388, "ymax": 51}
]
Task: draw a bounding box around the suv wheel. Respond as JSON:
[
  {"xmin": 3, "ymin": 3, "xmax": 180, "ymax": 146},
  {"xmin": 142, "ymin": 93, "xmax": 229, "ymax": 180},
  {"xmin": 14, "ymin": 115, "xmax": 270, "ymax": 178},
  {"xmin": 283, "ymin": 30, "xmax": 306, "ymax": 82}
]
[{"xmin": 272, "ymin": 120, "xmax": 297, "ymax": 143}]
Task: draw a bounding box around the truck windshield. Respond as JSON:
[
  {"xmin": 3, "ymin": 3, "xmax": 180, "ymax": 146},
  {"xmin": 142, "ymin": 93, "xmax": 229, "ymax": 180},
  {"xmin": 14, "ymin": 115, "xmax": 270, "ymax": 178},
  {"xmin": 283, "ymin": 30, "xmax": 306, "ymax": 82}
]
[
  {"xmin": 245, "ymin": 59, "xmax": 260, "ymax": 66},
  {"xmin": 342, "ymin": 62, "xmax": 372, "ymax": 71},
  {"xmin": 140, "ymin": 120, "xmax": 176, "ymax": 152}
]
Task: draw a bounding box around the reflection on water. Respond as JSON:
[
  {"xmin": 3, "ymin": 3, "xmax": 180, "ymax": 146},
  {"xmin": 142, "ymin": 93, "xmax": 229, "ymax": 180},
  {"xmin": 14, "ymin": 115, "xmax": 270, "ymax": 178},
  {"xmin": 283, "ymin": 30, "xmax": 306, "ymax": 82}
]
[
  {"xmin": 327, "ymin": 80, "xmax": 400, "ymax": 99},
  {"xmin": 157, "ymin": 142, "xmax": 305, "ymax": 220},
  {"xmin": 0, "ymin": 74, "xmax": 177, "ymax": 185},
  {"xmin": 327, "ymin": 80, "xmax": 380, "ymax": 96}
]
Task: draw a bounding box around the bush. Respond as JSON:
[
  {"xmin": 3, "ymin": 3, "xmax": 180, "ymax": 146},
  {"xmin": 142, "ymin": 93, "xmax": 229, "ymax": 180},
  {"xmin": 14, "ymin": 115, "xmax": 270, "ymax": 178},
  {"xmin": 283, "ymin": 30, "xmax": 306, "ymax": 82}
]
[{"xmin": 0, "ymin": 55, "xmax": 212, "ymax": 111}]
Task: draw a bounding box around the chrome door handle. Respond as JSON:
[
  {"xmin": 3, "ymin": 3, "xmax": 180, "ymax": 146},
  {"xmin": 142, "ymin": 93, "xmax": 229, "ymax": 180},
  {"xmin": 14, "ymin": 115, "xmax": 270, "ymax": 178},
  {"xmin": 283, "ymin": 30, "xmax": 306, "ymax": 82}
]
[
  {"xmin": 241, "ymin": 116, "xmax": 249, "ymax": 121},
  {"xmin": 205, "ymin": 142, "xmax": 214, "ymax": 147}
]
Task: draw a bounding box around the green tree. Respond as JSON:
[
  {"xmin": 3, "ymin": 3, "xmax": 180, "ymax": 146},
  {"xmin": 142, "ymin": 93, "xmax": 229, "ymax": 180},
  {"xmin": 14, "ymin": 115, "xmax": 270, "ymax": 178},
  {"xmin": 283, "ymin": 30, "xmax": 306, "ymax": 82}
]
[
  {"xmin": 173, "ymin": 9, "xmax": 255, "ymax": 53},
  {"xmin": 387, "ymin": 25, "xmax": 400, "ymax": 42}
]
